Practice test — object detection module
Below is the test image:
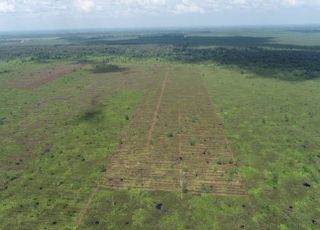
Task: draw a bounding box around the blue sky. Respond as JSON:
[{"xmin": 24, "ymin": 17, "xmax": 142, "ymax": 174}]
[{"xmin": 0, "ymin": 0, "xmax": 320, "ymax": 31}]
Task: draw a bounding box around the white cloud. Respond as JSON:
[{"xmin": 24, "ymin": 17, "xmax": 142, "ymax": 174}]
[
  {"xmin": 282, "ymin": 0, "xmax": 299, "ymax": 5},
  {"xmin": 2, "ymin": 0, "xmax": 320, "ymax": 30},
  {"xmin": 203, "ymin": 0, "xmax": 320, "ymax": 10},
  {"xmin": 281, "ymin": 0, "xmax": 320, "ymax": 6},
  {"xmin": 175, "ymin": 0, "xmax": 205, "ymax": 14},
  {"xmin": 95, "ymin": 0, "xmax": 168, "ymax": 16},
  {"xmin": 75, "ymin": 0, "xmax": 95, "ymax": 12},
  {"xmin": 0, "ymin": 1, "xmax": 15, "ymax": 13},
  {"xmin": 119, "ymin": 0, "xmax": 166, "ymax": 9},
  {"xmin": 1, "ymin": 0, "xmax": 320, "ymax": 16}
]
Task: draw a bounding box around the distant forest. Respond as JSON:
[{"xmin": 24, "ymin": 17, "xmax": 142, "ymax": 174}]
[{"xmin": 1, "ymin": 33, "xmax": 320, "ymax": 81}]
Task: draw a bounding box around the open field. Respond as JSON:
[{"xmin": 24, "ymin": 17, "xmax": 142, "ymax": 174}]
[{"xmin": 0, "ymin": 28, "xmax": 320, "ymax": 229}]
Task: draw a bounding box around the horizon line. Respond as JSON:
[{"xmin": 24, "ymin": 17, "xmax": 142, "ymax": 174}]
[{"xmin": 1, "ymin": 23, "xmax": 320, "ymax": 34}]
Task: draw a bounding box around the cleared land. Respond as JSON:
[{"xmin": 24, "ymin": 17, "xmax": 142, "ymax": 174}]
[
  {"xmin": 77, "ymin": 65, "xmax": 257, "ymax": 230},
  {"xmin": 102, "ymin": 68, "xmax": 245, "ymax": 195}
]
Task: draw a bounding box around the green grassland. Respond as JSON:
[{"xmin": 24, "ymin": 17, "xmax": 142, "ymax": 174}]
[
  {"xmin": 1, "ymin": 28, "xmax": 320, "ymax": 229},
  {"xmin": 203, "ymin": 65, "xmax": 320, "ymax": 229}
]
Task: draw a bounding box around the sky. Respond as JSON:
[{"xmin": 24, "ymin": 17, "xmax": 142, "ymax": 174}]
[{"xmin": 0, "ymin": 0, "xmax": 320, "ymax": 31}]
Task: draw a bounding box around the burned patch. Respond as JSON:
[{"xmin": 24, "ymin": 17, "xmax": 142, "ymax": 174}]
[
  {"xmin": 155, "ymin": 203, "xmax": 163, "ymax": 210},
  {"xmin": 303, "ymin": 182, "xmax": 311, "ymax": 188}
]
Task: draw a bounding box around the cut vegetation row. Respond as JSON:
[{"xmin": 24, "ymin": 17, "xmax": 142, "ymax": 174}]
[{"xmin": 102, "ymin": 67, "xmax": 246, "ymax": 196}]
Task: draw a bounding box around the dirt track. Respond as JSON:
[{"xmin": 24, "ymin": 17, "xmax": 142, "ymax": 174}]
[{"xmin": 146, "ymin": 70, "xmax": 169, "ymax": 149}]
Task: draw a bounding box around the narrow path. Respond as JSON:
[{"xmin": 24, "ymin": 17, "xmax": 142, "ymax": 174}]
[
  {"xmin": 75, "ymin": 187, "xmax": 99, "ymax": 229},
  {"xmin": 146, "ymin": 69, "xmax": 169, "ymax": 149},
  {"xmin": 178, "ymin": 109, "xmax": 184, "ymax": 199}
]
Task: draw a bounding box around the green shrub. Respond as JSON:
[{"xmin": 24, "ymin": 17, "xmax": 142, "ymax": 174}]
[
  {"xmin": 0, "ymin": 117, "xmax": 6, "ymax": 125},
  {"xmin": 92, "ymin": 63, "xmax": 123, "ymax": 73}
]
